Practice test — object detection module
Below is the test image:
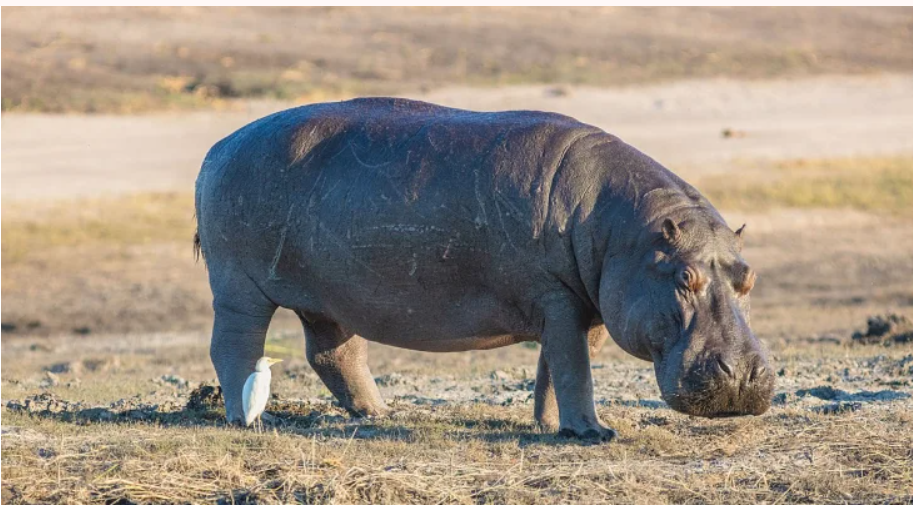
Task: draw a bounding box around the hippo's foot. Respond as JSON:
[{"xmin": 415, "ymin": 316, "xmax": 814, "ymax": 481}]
[
  {"xmin": 537, "ymin": 418, "xmax": 560, "ymax": 433},
  {"xmin": 344, "ymin": 402, "xmax": 391, "ymax": 419},
  {"xmin": 557, "ymin": 423, "xmax": 617, "ymax": 442}
]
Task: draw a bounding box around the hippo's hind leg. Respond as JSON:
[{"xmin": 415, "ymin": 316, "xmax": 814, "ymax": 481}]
[
  {"xmin": 298, "ymin": 312, "xmax": 389, "ymax": 417},
  {"xmin": 210, "ymin": 297, "xmax": 277, "ymax": 424},
  {"xmin": 535, "ymin": 325, "xmax": 609, "ymax": 432}
]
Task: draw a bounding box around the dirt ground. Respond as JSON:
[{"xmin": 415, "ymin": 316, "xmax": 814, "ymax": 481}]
[
  {"xmin": 2, "ymin": 9, "xmax": 913, "ymax": 501},
  {"xmin": 5, "ymin": 73, "xmax": 913, "ymax": 201}
]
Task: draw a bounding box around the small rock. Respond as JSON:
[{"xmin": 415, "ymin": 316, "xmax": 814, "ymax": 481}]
[
  {"xmin": 1, "ymin": 323, "xmax": 16, "ymax": 333},
  {"xmin": 156, "ymin": 375, "xmax": 189, "ymax": 389},
  {"xmin": 39, "ymin": 371, "xmax": 60, "ymax": 388},
  {"xmin": 82, "ymin": 357, "xmax": 119, "ymax": 373},
  {"xmin": 72, "ymin": 326, "xmax": 92, "ymax": 335},
  {"xmin": 375, "ymin": 373, "xmax": 406, "ymax": 387},
  {"xmin": 812, "ymin": 402, "xmax": 861, "ymax": 415},
  {"xmin": 490, "ymin": 370, "xmax": 512, "ymax": 381},
  {"xmin": 186, "ymin": 383, "xmax": 223, "ymax": 411},
  {"xmin": 772, "ymin": 392, "xmax": 793, "ymax": 405},
  {"xmin": 46, "ymin": 362, "xmax": 82, "ymax": 375},
  {"xmin": 796, "ymin": 386, "xmax": 843, "ymax": 400},
  {"xmin": 852, "ymin": 314, "xmax": 913, "ymax": 345},
  {"xmin": 545, "ymin": 86, "xmax": 570, "ymax": 98},
  {"xmin": 721, "ymin": 128, "xmax": 747, "ymax": 139}
]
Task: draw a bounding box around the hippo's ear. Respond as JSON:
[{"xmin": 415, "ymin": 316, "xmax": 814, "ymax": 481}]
[
  {"xmin": 734, "ymin": 223, "xmax": 747, "ymax": 251},
  {"xmin": 662, "ymin": 218, "xmax": 681, "ymax": 244}
]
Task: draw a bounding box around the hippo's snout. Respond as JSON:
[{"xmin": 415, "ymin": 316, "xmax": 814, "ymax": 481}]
[{"xmin": 663, "ymin": 352, "xmax": 775, "ymax": 418}]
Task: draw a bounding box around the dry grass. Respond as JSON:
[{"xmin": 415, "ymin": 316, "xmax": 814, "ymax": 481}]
[
  {"xmin": 3, "ymin": 341, "xmax": 912, "ymax": 504},
  {"xmin": 3, "ymin": 7, "xmax": 913, "ymax": 113},
  {"xmin": 0, "ymin": 192, "xmax": 213, "ymax": 336},
  {"xmin": 1, "ymin": 193, "xmax": 194, "ymax": 265},
  {"xmin": 699, "ymin": 156, "xmax": 913, "ymax": 215}
]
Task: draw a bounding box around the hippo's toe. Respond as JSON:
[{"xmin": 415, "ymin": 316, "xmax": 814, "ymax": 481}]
[{"xmin": 558, "ymin": 425, "xmax": 617, "ymax": 443}]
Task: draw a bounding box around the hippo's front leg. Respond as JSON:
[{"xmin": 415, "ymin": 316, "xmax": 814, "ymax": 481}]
[
  {"xmin": 299, "ymin": 314, "xmax": 390, "ymax": 417},
  {"xmin": 540, "ymin": 303, "xmax": 617, "ymax": 442},
  {"xmin": 535, "ymin": 325, "xmax": 610, "ymax": 431},
  {"xmin": 210, "ymin": 304, "xmax": 275, "ymax": 423}
]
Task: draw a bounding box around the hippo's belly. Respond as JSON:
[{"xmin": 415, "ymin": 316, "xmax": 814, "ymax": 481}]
[
  {"xmin": 267, "ymin": 260, "xmax": 543, "ymax": 350},
  {"xmin": 366, "ymin": 333, "xmax": 537, "ymax": 352}
]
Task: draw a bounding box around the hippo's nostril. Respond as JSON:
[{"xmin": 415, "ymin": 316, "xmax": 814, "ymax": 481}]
[
  {"xmin": 749, "ymin": 364, "xmax": 767, "ymax": 383},
  {"xmin": 716, "ymin": 357, "xmax": 736, "ymax": 379}
]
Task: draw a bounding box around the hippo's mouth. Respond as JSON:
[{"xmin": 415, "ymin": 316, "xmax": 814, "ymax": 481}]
[{"xmin": 658, "ymin": 360, "xmax": 774, "ymax": 418}]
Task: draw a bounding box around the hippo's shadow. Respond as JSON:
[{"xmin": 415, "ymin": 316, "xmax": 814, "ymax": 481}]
[
  {"xmin": 267, "ymin": 409, "xmax": 598, "ymax": 446},
  {"xmin": 4, "ymin": 394, "xmax": 229, "ymax": 429},
  {"xmin": 794, "ymin": 386, "xmax": 911, "ymax": 403},
  {"xmin": 600, "ymin": 399, "xmax": 669, "ymax": 409},
  {"xmin": 6, "ymin": 395, "xmax": 605, "ymax": 446}
]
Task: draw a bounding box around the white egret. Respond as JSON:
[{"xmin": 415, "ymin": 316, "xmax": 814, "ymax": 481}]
[{"xmin": 242, "ymin": 356, "xmax": 283, "ymax": 432}]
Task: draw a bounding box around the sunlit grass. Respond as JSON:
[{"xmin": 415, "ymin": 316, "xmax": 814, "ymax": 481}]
[
  {"xmin": 700, "ymin": 156, "xmax": 913, "ymax": 214},
  {"xmin": 1, "ymin": 192, "xmax": 195, "ymax": 265}
]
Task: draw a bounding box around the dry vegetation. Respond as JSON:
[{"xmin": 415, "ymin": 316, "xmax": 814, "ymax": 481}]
[
  {"xmin": 3, "ymin": 329, "xmax": 913, "ymax": 504},
  {"xmin": 1, "ymin": 193, "xmax": 213, "ymax": 336},
  {"xmin": 699, "ymin": 156, "xmax": 913, "ymax": 215},
  {"xmin": 3, "ymin": 7, "xmax": 913, "ymax": 113}
]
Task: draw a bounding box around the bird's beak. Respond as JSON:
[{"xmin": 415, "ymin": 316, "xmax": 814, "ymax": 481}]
[{"xmin": 270, "ymin": 358, "xmax": 283, "ymax": 365}]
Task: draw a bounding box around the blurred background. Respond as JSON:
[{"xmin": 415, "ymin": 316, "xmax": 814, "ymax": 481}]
[
  {"xmin": 0, "ymin": 5, "xmax": 911, "ymax": 375},
  {"xmin": 3, "ymin": 8, "xmax": 913, "ymax": 504},
  {"xmin": 3, "ymin": 6, "xmax": 912, "ymax": 341}
]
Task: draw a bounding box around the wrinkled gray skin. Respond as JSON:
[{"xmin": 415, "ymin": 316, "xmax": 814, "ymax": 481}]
[{"xmin": 195, "ymin": 98, "xmax": 774, "ymax": 440}]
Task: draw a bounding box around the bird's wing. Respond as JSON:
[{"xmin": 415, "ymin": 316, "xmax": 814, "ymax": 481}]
[
  {"xmin": 242, "ymin": 373, "xmax": 256, "ymax": 425},
  {"xmin": 242, "ymin": 371, "xmax": 271, "ymax": 426}
]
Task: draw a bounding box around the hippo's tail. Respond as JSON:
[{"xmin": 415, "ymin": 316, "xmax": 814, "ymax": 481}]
[
  {"xmin": 194, "ymin": 134, "xmax": 234, "ymax": 268},
  {"xmin": 193, "ymin": 157, "xmax": 207, "ymax": 267},
  {"xmin": 193, "ymin": 227, "xmax": 203, "ymax": 264}
]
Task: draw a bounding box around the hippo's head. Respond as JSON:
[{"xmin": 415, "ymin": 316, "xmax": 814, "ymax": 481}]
[{"xmin": 601, "ymin": 215, "xmax": 774, "ymax": 417}]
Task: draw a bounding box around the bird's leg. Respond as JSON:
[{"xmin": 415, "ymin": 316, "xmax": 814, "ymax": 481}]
[
  {"xmin": 298, "ymin": 313, "xmax": 389, "ymax": 417},
  {"xmin": 210, "ymin": 300, "xmax": 276, "ymax": 424}
]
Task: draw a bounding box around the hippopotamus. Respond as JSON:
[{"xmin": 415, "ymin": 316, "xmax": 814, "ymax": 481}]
[{"xmin": 194, "ymin": 98, "xmax": 774, "ymax": 440}]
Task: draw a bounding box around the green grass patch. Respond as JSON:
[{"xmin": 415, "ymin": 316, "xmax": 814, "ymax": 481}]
[{"xmin": 699, "ymin": 156, "xmax": 913, "ymax": 214}]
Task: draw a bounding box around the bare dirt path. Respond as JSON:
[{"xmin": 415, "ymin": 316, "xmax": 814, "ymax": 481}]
[{"xmin": 4, "ymin": 74, "xmax": 913, "ymax": 200}]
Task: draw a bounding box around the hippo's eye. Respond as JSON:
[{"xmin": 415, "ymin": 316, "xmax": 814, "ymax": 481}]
[{"xmin": 676, "ymin": 267, "xmax": 702, "ymax": 292}]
